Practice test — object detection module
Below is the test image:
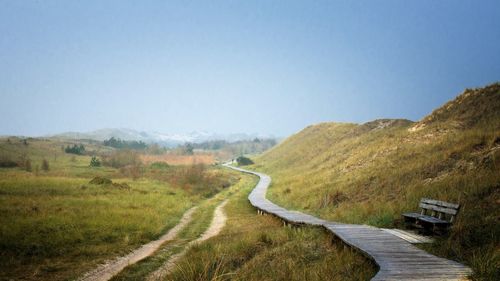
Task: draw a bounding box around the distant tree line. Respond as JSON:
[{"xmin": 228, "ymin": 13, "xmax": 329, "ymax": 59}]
[
  {"xmin": 103, "ymin": 137, "xmax": 147, "ymax": 150},
  {"xmin": 177, "ymin": 138, "xmax": 277, "ymax": 156}
]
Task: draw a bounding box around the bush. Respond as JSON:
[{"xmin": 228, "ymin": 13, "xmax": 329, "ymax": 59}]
[
  {"xmin": 89, "ymin": 156, "xmax": 101, "ymax": 167},
  {"xmin": 65, "ymin": 144, "xmax": 85, "ymax": 155},
  {"xmin": 89, "ymin": 176, "xmax": 112, "ymax": 185},
  {"xmin": 41, "ymin": 159, "xmax": 49, "ymax": 172},
  {"xmin": 25, "ymin": 159, "xmax": 32, "ymax": 172},
  {"xmin": 0, "ymin": 157, "xmax": 18, "ymax": 168},
  {"xmin": 236, "ymin": 156, "xmax": 254, "ymax": 166}
]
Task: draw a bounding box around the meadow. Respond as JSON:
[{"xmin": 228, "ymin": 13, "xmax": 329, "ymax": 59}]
[{"xmin": 0, "ymin": 137, "xmax": 237, "ymax": 280}]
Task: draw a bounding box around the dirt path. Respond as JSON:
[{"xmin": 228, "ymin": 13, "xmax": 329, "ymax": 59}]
[
  {"xmin": 147, "ymin": 200, "xmax": 228, "ymax": 281},
  {"xmin": 78, "ymin": 207, "xmax": 198, "ymax": 281}
]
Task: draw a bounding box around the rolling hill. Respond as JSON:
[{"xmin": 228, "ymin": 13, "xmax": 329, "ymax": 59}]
[{"xmin": 253, "ymin": 82, "xmax": 500, "ymax": 280}]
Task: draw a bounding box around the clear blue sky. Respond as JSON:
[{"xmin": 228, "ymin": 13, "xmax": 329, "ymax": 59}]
[{"xmin": 1, "ymin": 0, "xmax": 499, "ymax": 137}]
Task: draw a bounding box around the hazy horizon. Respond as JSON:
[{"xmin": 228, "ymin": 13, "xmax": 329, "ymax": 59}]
[{"xmin": 1, "ymin": 1, "xmax": 499, "ymax": 137}]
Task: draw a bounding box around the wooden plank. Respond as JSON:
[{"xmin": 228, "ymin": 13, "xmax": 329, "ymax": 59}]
[
  {"xmin": 382, "ymin": 228, "xmax": 434, "ymax": 243},
  {"xmin": 419, "ymin": 203, "xmax": 458, "ymax": 215},
  {"xmin": 422, "ymin": 198, "xmax": 460, "ymax": 209}
]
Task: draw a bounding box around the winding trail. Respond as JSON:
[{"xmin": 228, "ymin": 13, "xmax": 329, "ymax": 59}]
[
  {"xmin": 147, "ymin": 200, "xmax": 229, "ymax": 281},
  {"xmin": 79, "ymin": 207, "xmax": 197, "ymax": 281},
  {"xmin": 225, "ymin": 164, "xmax": 472, "ymax": 281}
]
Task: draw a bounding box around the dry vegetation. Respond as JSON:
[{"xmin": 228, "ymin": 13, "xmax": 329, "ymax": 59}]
[
  {"xmin": 252, "ymin": 83, "xmax": 500, "ymax": 281},
  {"xmin": 141, "ymin": 153, "xmax": 215, "ymax": 166}
]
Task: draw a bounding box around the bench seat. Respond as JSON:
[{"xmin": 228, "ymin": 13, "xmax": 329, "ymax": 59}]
[
  {"xmin": 418, "ymin": 215, "xmax": 450, "ymax": 225},
  {"xmin": 402, "ymin": 212, "xmax": 424, "ymax": 223}
]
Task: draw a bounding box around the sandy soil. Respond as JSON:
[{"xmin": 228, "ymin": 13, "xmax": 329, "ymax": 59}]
[
  {"xmin": 147, "ymin": 200, "xmax": 228, "ymax": 281},
  {"xmin": 78, "ymin": 207, "xmax": 197, "ymax": 281}
]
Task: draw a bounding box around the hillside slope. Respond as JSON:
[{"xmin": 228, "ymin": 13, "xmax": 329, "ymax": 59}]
[{"xmin": 254, "ymin": 83, "xmax": 500, "ymax": 280}]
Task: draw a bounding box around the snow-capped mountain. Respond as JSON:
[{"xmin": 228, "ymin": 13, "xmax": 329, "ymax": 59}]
[{"xmin": 50, "ymin": 128, "xmax": 275, "ymax": 147}]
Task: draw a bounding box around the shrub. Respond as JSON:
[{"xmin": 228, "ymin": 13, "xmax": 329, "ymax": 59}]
[
  {"xmin": 89, "ymin": 156, "xmax": 101, "ymax": 167},
  {"xmin": 236, "ymin": 156, "xmax": 254, "ymax": 166},
  {"xmin": 89, "ymin": 176, "xmax": 112, "ymax": 185},
  {"xmin": 25, "ymin": 159, "xmax": 32, "ymax": 172},
  {"xmin": 65, "ymin": 144, "xmax": 85, "ymax": 155},
  {"xmin": 0, "ymin": 157, "xmax": 18, "ymax": 168},
  {"xmin": 150, "ymin": 161, "xmax": 169, "ymax": 169},
  {"xmin": 41, "ymin": 159, "xmax": 49, "ymax": 172}
]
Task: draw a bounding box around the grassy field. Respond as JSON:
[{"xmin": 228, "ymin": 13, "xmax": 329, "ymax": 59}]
[
  {"xmin": 165, "ymin": 173, "xmax": 376, "ymax": 281},
  {"xmin": 252, "ymin": 83, "xmax": 500, "ymax": 280},
  {"xmin": 0, "ymin": 138, "xmax": 238, "ymax": 280},
  {"xmin": 111, "ymin": 171, "xmax": 251, "ymax": 280}
]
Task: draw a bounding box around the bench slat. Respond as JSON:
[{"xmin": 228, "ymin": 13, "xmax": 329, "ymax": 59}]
[
  {"xmin": 419, "ymin": 202, "xmax": 458, "ymax": 215},
  {"xmin": 421, "ymin": 198, "xmax": 459, "ymax": 209}
]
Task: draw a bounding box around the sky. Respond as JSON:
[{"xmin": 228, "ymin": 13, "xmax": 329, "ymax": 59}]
[{"xmin": 1, "ymin": 0, "xmax": 499, "ymax": 137}]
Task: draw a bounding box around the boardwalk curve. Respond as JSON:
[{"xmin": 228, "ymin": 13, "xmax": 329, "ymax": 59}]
[{"xmin": 224, "ymin": 164, "xmax": 472, "ymax": 281}]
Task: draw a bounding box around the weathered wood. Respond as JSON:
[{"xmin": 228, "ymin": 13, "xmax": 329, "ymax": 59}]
[
  {"xmin": 419, "ymin": 203, "xmax": 459, "ymax": 215},
  {"xmin": 224, "ymin": 164, "xmax": 472, "ymax": 281},
  {"xmin": 422, "ymin": 198, "xmax": 460, "ymax": 209}
]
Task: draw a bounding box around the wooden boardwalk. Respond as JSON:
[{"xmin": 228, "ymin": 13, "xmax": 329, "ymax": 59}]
[{"xmin": 225, "ymin": 164, "xmax": 472, "ymax": 281}]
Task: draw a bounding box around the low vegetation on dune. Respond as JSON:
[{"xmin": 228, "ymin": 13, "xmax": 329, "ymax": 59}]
[
  {"xmin": 0, "ymin": 137, "xmax": 240, "ymax": 280},
  {"xmin": 253, "ymin": 83, "xmax": 500, "ymax": 280}
]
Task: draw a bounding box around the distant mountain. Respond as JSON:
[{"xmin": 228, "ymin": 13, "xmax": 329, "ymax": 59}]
[{"xmin": 50, "ymin": 128, "xmax": 275, "ymax": 147}]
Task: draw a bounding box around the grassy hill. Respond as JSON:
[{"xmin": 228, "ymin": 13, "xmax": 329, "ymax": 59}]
[{"xmin": 253, "ymin": 83, "xmax": 500, "ymax": 280}]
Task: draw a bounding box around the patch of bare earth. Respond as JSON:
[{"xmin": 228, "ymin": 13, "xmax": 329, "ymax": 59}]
[{"xmin": 147, "ymin": 200, "xmax": 228, "ymax": 281}]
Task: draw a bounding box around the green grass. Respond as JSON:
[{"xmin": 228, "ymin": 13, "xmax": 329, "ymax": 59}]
[
  {"xmin": 252, "ymin": 84, "xmax": 500, "ymax": 280},
  {"xmin": 0, "ymin": 175, "xmax": 193, "ymax": 280},
  {"xmin": 111, "ymin": 171, "xmax": 249, "ymax": 281},
  {"xmin": 166, "ymin": 174, "xmax": 376, "ymax": 281},
  {"xmin": 0, "ymin": 137, "xmax": 240, "ymax": 280}
]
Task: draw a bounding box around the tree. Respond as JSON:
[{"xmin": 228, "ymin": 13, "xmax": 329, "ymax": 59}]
[
  {"xmin": 90, "ymin": 156, "xmax": 101, "ymax": 167},
  {"xmin": 65, "ymin": 144, "xmax": 85, "ymax": 155},
  {"xmin": 41, "ymin": 159, "xmax": 50, "ymax": 171},
  {"xmin": 236, "ymin": 156, "xmax": 254, "ymax": 166},
  {"xmin": 184, "ymin": 143, "xmax": 194, "ymax": 155}
]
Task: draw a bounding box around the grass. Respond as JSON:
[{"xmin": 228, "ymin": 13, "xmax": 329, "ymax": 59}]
[
  {"xmin": 0, "ymin": 175, "xmax": 193, "ymax": 280},
  {"xmin": 251, "ymin": 83, "xmax": 500, "ymax": 280},
  {"xmin": 0, "ymin": 137, "xmax": 240, "ymax": 281},
  {"xmin": 165, "ymin": 173, "xmax": 376, "ymax": 281},
  {"xmin": 111, "ymin": 171, "xmax": 248, "ymax": 281}
]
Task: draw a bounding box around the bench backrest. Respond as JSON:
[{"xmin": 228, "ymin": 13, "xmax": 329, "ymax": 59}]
[{"xmin": 419, "ymin": 198, "xmax": 460, "ymax": 222}]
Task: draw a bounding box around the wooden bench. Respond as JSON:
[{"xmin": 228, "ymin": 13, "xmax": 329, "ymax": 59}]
[{"xmin": 402, "ymin": 198, "xmax": 460, "ymax": 234}]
